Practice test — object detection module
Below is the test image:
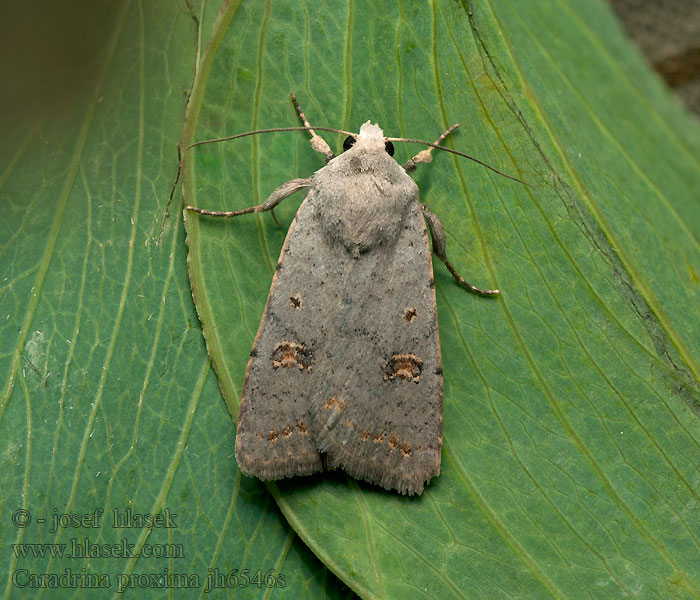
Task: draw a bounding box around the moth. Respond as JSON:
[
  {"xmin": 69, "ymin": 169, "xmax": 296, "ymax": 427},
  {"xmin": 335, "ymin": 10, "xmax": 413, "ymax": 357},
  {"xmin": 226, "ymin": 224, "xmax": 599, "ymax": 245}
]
[{"xmin": 186, "ymin": 95, "xmax": 526, "ymax": 495}]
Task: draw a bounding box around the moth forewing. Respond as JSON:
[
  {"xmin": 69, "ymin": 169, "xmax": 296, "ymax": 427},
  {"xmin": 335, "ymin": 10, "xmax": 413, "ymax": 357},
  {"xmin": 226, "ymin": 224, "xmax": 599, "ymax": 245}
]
[{"xmin": 233, "ymin": 193, "xmax": 325, "ymax": 480}]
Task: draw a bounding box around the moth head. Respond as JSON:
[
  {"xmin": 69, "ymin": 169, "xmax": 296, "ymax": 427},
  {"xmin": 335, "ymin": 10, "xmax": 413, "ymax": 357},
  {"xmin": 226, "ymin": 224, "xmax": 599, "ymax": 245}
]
[{"xmin": 343, "ymin": 121, "xmax": 395, "ymax": 156}]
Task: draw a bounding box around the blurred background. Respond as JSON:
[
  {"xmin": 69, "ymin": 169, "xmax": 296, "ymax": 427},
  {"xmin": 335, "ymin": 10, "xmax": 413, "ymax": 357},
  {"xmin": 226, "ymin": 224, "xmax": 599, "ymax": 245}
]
[
  {"xmin": 609, "ymin": 0, "xmax": 700, "ymax": 116},
  {"xmin": 0, "ymin": 0, "xmax": 698, "ymax": 129},
  {"xmin": 0, "ymin": 0, "xmax": 119, "ymax": 129}
]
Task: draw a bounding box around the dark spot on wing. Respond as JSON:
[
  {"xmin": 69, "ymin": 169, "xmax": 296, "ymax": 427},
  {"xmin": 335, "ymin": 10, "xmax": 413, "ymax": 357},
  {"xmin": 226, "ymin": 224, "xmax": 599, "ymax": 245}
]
[
  {"xmin": 271, "ymin": 341, "xmax": 313, "ymax": 371},
  {"xmin": 403, "ymin": 307, "xmax": 418, "ymax": 322},
  {"xmin": 357, "ymin": 427, "xmax": 416, "ymax": 459},
  {"xmin": 382, "ymin": 353, "xmax": 423, "ymax": 383},
  {"xmin": 323, "ymin": 396, "xmax": 346, "ymax": 412}
]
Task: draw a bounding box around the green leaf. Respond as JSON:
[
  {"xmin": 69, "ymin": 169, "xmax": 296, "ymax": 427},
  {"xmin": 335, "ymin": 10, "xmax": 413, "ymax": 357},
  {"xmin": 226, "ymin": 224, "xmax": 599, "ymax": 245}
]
[
  {"xmin": 0, "ymin": 1, "xmax": 352, "ymax": 598},
  {"xmin": 184, "ymin": 0, "xmax": 700, "ymax": 599}
]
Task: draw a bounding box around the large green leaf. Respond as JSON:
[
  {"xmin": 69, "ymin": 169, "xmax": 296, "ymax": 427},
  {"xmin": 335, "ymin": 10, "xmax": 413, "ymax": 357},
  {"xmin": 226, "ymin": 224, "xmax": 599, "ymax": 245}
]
[
  {"xmin": 0, "ymin": 1, "xmax": 352, "ymax": 598},
  {"xmin": 184, "ymin": 0, "xmax": 700, "ymax": 599},
  {"xmin": 2, "ymin": 0, "xmax": 699, "ymax": 598}
]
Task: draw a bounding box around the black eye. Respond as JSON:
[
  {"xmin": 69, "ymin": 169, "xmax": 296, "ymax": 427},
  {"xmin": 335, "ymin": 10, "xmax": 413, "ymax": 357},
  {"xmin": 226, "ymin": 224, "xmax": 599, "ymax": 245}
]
[
  {"xmin": 343, "ymin": 135, "xmax": 356, "ymax": 151},
  {"xmin": 384, "ymin": 141, "xmax": 394, "ymax": 156}
]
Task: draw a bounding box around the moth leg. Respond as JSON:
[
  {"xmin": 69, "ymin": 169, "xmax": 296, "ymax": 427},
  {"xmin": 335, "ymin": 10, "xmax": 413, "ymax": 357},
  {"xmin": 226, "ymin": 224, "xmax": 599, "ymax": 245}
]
[
  {"xmin": 186, "ymin": 177, "xmax": 312, "ymax": 218},
  {"xmin": 291, "ymin": 93, "xmax": 334, "ymax": 161},
  {"xmin": 402, "ymin": 124, "xmax": 459, "ymax": 173},
  {"xmin": 421, "ymin": 203, "xmax": 500, "ymax": 296}
]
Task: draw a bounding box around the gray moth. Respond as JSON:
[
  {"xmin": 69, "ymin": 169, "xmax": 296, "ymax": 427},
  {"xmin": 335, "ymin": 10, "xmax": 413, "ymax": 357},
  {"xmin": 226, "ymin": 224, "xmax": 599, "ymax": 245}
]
[{"xmin": 187, "ymin": 97, "xmax": 504, "ymax": 495}]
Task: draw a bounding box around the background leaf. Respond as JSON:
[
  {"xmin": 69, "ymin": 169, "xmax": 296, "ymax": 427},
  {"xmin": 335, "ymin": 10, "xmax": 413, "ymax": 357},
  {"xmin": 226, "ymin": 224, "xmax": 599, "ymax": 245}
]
[
  {"xmin": 184, "ymin": 0, "xmax": 700, "ymax": 599},
  {"xmin": 0, "ymin": 0, "xmax": 352, "ymax": 598}
]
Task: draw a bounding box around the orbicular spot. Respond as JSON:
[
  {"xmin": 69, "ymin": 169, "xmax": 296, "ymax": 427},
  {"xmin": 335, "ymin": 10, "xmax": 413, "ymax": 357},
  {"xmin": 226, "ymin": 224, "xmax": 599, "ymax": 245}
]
[
  {"xmin": 289, "ymin": 295, "xmax": 302, "ymax": 309},
  {"xmin": 382, "ymin": 353, "xmax": 423, "ymax": 383},
  {"xmin": 271, "ymin": 341, "xmax": 313, "ymax": 371},
  {"xmin": 403, "ymin": 307, "xmax": 418, "ymax": 322}
]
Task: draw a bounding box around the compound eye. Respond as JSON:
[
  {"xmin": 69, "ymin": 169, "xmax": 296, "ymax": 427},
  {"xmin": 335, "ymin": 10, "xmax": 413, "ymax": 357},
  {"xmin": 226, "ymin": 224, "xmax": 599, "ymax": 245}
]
[
  {"xmin": 342, "ymin": 135, "xmax": 356, "ymax": 151},
  {"xmin": 384, "ymin": 141, "xmax": 395, "ymax": 156}
]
